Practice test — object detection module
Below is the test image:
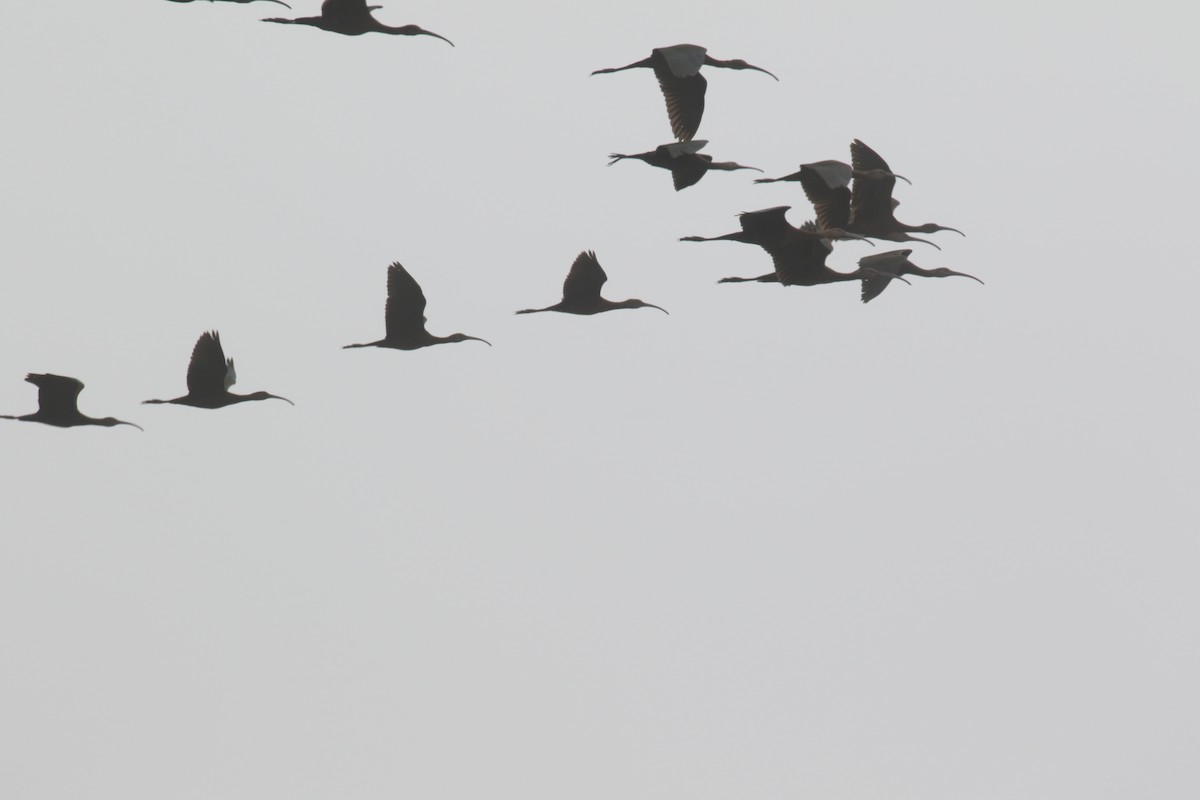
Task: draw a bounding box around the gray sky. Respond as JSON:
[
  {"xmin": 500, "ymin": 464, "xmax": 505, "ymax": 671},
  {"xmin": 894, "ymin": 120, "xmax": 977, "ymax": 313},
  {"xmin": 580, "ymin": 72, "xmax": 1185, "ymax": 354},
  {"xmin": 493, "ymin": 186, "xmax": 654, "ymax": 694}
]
[{"xmin": 2, "ymin": 2, "xmax": 1198, "ymax": 798}]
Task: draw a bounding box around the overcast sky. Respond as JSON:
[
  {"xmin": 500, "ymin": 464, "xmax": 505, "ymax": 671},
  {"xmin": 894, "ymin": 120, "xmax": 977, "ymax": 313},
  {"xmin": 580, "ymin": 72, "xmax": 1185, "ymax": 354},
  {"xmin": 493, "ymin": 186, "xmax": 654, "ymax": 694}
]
[{"xmin": 2, "ymin": 2, "xmax": 1198, "ymax": 798}]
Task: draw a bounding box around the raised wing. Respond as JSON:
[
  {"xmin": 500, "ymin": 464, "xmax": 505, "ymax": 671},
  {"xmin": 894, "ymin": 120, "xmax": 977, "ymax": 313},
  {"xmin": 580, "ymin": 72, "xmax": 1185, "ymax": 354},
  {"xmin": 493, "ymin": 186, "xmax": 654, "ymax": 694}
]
[
  {"xmin": 384, "ymin": 262, "xmax": 430, "ymax": 341},
  {"xmin": 737, "ymin": 206, "xmax": 794, "ymax": 244},
  {"xmin": 186, "ymin": 331, "xmax": 233, "ymax": 395},
  {"xmin": 849, "ymin": 139, "xmax": 900, "ymax": 229},
  {"xmin": 562, "ymin": 251, "xmax": 607, "ymax": 305},
  {"xmin": 321, "ymin": 0, "xmax": 370, "ymax": 17},
  {"xmin": 26, "ymin": 373, "xmax": 83, "ymax": 417}
]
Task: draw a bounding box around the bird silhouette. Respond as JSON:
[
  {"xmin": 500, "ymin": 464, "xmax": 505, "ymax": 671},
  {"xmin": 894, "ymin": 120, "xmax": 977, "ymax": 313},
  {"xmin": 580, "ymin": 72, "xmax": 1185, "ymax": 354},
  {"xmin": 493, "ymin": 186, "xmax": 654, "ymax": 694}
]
[
  {"xmin": 592, "ymin": 44, "xmax": 777, "ymax": 142},
  {"xmin": 516, "ymin": 251, "xmax": 668, "ymax": 316},
  {"xmin": 755, "ymin": 158, "xmax": 911, "ymax": 187},
  {"xmin": 144, "ymin": 331, "xmax": 293, "ymax": 408},
  {"xmin": 795, "ymin": 141, "xmax": 963, "ymax": 249},
  {"xmin": 2, "ymin": 374, "xmax": 142, "ymax": 430},
  {"xmin": 857, "ymin": 249, "xmax": 983, "ymax": 303},
  {"xmin": 608, "ymin": 140, "xmax": 761, "ymax": 191},
  {"xmin": 263, "ymin": 0, "xmax": 452, "ymax": 43},
  {"xmin": 344, "ymin": 262, "xmax": 491, "ymax": 350},
  {"xmin": 680, "ymin": 205, "xmax": 872, "ymax": 248},
  {"xmin": 682, "ymin": 208, "xmax": 909, "ymax": 290},
  {"xmin": 167, "ymin": 0, "xmax": 290, "ymax": 8}
]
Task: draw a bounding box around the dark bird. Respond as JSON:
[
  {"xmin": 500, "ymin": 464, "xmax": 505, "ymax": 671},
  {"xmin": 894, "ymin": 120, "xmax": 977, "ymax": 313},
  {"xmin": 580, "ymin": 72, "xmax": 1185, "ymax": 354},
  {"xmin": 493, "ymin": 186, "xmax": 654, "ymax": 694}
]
[
  {"xmin": 608, "ymin": 140, "xmax": 761, "ymax": 191},
  {"xmin": 592, "ymin": 44, "xmax": 777, "ymax": 142},
  {"xmin": 516, "ymin": 251, "xmax": 668, "ymax": 316},
  {"xmin": 167, "ymin": 0, "xmax": 290, "ymax": 8},
  {"xmin": 263, "ymin": 0, "xmax": 453, "ymax": 43},
  {"xmin": 794, "ymin": 140, "xmax": 963, "ymax": 249},
  {"xmin": 857, "ymin": 249, "xmax": 983, "ymax": 303},
  {"xmin": 2, "ymin": 374, "xmax": 142, "ymax": 430},
  {"xmin": 344, "ymin": 262, "xmax": 491, "ymax": 351},
  {"xmin": 144, "ymin": 331, "xmax": 293, "ymax": 409},
  {"xmin": 755, "ymin": 158, "xmax": 911, "ymax": 187},
  {"xmin": 682, "ymin": 207, "xmax": 908, "ymax": 290},
  {"xmin": 680, "ymin": 205, "xmax": 872, "ymax": 248}
]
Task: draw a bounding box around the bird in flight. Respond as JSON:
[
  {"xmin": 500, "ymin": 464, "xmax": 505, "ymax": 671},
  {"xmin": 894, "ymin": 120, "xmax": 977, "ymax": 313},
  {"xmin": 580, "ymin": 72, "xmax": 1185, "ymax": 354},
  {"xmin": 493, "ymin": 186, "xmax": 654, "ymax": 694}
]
[
  {"xmin": 344, "ymin": 262, "xmax": 491, "ymax": 351},
  {"xmin": 2, "ymin": 373, "xmax": 142, "ymax": 430},
  {"xmin": 144, "ymin": 331, "xmax": 293, "ymax": 409},
  {"xmin": 592, "ymin": 44, "xmax": 777, "ymax": 142},
  {"xmin": 516, "ymin": 251, "xmax": 668, "ymax": 316},
  {"xmin": 608, "ymin": 140, "xmax": 761, "ymax": 191},
  {"xmin": 856, "ymin": 249, "xmax": 982, "ymax": 303},
  {"xmin": 167, "ymin": 0, "xmax": 291, "ymax": 8},
  {"xmin": 263, "ymin": 0, "xmax": 453, "ymax": 43}
]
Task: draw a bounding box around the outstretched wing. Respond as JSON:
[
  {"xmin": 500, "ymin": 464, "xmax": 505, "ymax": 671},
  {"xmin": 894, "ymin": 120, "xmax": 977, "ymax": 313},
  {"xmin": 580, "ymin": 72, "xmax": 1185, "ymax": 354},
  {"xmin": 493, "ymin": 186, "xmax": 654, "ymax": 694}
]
[
  {"xmin": 767, "ymin": 222, "xmax": 833, "ymax": 284},
  {"xmin": 857, "ymin": 249, "xmax": 913, "ymax": 303},
  {"xmin": 737, "ymin": 206, "xmax": 794, "ymax": 244},
  {"xmin": 187, "ymin": 331, "xmax": 233, "ymax": 395},
  {"xmin": 849, "ymin": 139, "xmax": 900, "ymax": 229},
  {"xmin": 562, "ymin": 251, "xmax": 607, "ymax": 305},
  {"xmin": 384, "ymin": 262, "xmax": 429, "ymax": 341},
  {"xmin": 26, "ymin": 373, "xmax": 83, "ymax": 417}
]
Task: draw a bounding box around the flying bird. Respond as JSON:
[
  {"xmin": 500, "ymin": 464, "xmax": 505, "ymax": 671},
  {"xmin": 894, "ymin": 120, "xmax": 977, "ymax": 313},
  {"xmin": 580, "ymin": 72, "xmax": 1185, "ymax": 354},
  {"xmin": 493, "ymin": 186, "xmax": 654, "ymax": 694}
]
[
  {"xmin": 608, "ymin": 140, "xmax": 761, "ymax": 191},
  {"xmin": 755, "ymin": 158, "xmax": 911, "ymax": 187},
  {"xmin": 794, "ymin": 141, "xmax": 963, "ymax": 249},
  {"xmin": 516, "ymin": 251, "xmax": 668, "ymax": 316},
  {"xmin": 682, "ymin": 208, "xmax": 907, "ymax": 290},
  {"xmin": 263, "ymin": 0, "xmax": 453, "ymax": 43},
  {"xmin": 144, "ymin": 331, "xmax": 293, "ymax": 408},
  {"xmin": 857, "ymin": 249, "xmax": 983, "ymax": 303},
  {"xmin": 167, "ymin": 0, "xmax": 290, "ymax": 8},
  {"xmin": 592, "ymin": 44, "xmax": 777, "ymax": 142},
  {"xmin": 344, "ymin": 262, "xmax": 491, "ymax": 350},
  {"xmin": 2, "ymin": 374, "xmax": 142, "ymax": 430}
]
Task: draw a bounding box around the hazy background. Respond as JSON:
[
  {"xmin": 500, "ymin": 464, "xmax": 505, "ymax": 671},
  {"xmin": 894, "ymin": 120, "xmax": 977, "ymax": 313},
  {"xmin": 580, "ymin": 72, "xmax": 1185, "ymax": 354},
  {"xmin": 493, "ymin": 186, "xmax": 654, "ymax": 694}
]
[{"xmin": 2, "ymin": 2, "xmax": 1198, "ymax": 798}]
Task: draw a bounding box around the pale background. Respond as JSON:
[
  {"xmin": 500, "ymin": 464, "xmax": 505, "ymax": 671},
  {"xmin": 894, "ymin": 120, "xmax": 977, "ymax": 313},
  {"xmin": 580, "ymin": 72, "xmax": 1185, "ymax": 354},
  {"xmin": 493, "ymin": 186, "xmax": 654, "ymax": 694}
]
[{"xmin": 2, "ymin": 2, "xmax": 1197, "ymax": 798}]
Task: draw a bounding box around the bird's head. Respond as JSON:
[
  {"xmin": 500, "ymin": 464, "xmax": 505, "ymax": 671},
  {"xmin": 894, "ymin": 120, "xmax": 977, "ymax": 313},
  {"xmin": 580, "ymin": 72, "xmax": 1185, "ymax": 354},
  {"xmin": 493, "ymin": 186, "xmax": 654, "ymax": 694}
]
[
  {"xmin": 625, "ymin": 299, "xmax": 669, "ymax": 314},
  {"xmin": 247, "ymin": 391, "xmax": 295, "ymax": 406},
  {"xmin": 724, "ymin": 59, "xmax": 778, "ymax": 80},
  {"xmin": 395, "ymin": 25, "xmax": 454, "ymax": 45},
  {"xmin": 447, "ymin": 333, "xmax": 492, "ymax": 346},
  {"xmin": 914, "ymin": 223, "xmax": 965, "ymax": 237},
  {"xmin": 927, "ymin": 267, "xmax": 984, "ymax": 284},
  {"xmin": 100, "ymin": 417, "xmax": 144, "ymax": 431}
]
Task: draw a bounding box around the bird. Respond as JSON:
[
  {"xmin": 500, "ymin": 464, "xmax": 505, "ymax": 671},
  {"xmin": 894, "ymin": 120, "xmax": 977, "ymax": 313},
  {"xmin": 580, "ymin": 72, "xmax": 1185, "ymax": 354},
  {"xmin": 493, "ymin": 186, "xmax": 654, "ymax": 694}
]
[
  {"xmin": 344, "ymin": 262, "xmax": 491, "ymax": 351},
  {"xmin": 2, "ymin": 374, "xmax": 142, "ymax": 430},
  {"xmin": 516, "ymin": 251, "xmax": 668, "ymax": 316},
  {"xmin": 795, "ymin": 140, "xmax": 963, "ymax": 249},
  {"xmin": 262, "ymin": 0, "xmax": 453, "ymax": 43},
  {"xmin": 755, "ymin": 158, "xmax": 911, "ymax": 187},
  {"xmin": 856, "ymin": 249, "xmax": 983, "ymax": 303},
  {"xmin": 591, "ymin": 44, "xmax": 777, "ymax": 142},
  {"xmin": 680, "ymin": 205, "xmax": 873, "ymax": 248},
  {"xmin": 681, "ymin": 208, "xmax": 908, "ymax": 290},
  {"xmin": 167, "ymin": 0, "xmax": 291, "ymax": 8},
  {"xmin": 607, "ymin": 140, "xmax": 761, "ymax": 191},
  {"xmin": 144, "ymin": 331, "xmax": 293, "ymax": 409}
]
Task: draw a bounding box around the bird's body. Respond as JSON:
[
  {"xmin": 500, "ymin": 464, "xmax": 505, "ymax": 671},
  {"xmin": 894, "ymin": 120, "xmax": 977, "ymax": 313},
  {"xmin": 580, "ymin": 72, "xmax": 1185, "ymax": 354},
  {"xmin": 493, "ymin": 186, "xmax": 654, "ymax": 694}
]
[
  {"xmin": 2, "ymin": 374, "xmax": 141, "ymax": 430},
  {"xmin": 795, "ymin": 141, "xmax": 963, "ymax": 249},
  {"xmin": 344, "ymin": 262, "xmax": 490, "ymax": 351},
  {"xmin": 168, "ymin": 0, "xmax": 290, "ymax": 8},
  {"xmin": 608, "ymin": 140, "xmax": 760, "ymax": 191},
  {"xmin": 263, "ymin": 0, "xmax": 452, "ymax": 43},
  {"xmin": 516, "ymin": 251, "xmax": 667, "ymax": 316},
  {"xmin": 592, "ymin": 44, "xmax": 777, "ymax": 142},
  {"xmin": 857, "ymin": 249, "xmax": 983, "ymax": 303},
  {"xmin": 144, "ymin": 331, "xmax": 293, "ymax": 409}
]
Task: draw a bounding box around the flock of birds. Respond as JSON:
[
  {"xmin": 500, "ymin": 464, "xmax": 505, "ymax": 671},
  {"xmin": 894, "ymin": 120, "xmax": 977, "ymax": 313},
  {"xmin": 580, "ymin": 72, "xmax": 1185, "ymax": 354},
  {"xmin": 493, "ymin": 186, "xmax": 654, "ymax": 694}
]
[{"xmin": 3, "ymin": 0, "xmax": 981, "ymax": 432}]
